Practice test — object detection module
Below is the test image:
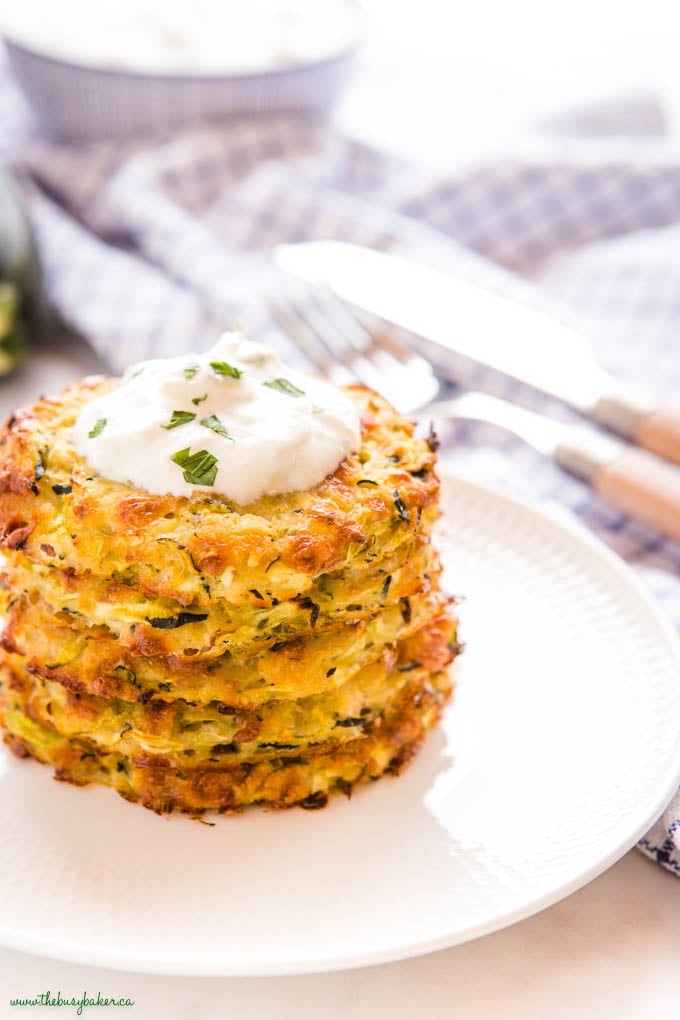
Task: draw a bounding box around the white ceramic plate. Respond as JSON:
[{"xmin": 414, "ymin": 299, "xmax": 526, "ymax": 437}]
[{"xmin": 1, "ymin": 473, "xmax": 679, "ymax": 976}]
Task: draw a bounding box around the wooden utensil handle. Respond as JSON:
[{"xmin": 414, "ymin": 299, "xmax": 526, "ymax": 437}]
[
  {"xmin": 635, "ymin": 407, "xmax": 680, "ymax": 466},
  {"xmin": 593, "ymin": 389, "xmax": 680, "ymax": 467},
  {"xmin": 594, "ymin": 449, "xmax": 680, "ymax": 542}
]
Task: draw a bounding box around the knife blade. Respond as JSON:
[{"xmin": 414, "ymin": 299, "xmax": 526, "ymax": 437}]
[{"xmin": 274, "ymin": 240, "xmax": 680, "ymax": 466}]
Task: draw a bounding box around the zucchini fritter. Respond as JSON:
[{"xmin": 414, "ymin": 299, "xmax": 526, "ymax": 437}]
[
  {"xmin": 0, "ymin": 372, "xmax": 459, "ymax": 814},
  {"xmin": 0, "ymin": 379, "xmax": 439, "ymax": 606},
  {"xmin": 1, "ymin": 658, "xmax": 454, "ymax": 813},
  {"xmin": 2, "ymin": 539, "xmax": 440, "ymax": 657},
  {"xmin": 1, "ymin": 612, "xmax": 457, "ymax": 769},
  {"xmin": 2, "ymin": 589, "xmax": 450, "ymax": 706}
]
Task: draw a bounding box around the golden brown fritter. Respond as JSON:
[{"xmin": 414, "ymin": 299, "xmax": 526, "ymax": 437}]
[
  {"xmin": 1, "ymin": 611, "xmax": 457, "ymax": 769},
  {"xmin": 2, "ymin": 589, "xmax": 450, "ymax": 707},
  {"xmin": 2, "ymin": 538, "xmax": 440, "ymax": 658},
  {"xmin": 0, "ymin": 651, "xmax": 454, "ymax": 814},
  {"xmin": 0, "ymin": 378, "xmax": 440, "ymax": 607},
  {"xmin": 0, "ymin": 370, "xmax": 458, "ymax": 814}
]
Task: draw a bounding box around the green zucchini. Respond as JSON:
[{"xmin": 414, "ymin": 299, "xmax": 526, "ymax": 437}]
[{"xmin": 0, "ymin": 166, "xmax": 45, "ymax": 376}]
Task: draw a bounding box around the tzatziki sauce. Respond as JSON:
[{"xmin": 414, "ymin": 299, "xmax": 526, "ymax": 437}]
[{"xmin": 72, "ymin": 332, "xmax": 361, "ymax": 504}]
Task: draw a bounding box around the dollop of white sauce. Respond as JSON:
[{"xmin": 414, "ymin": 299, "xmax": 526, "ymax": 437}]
[{"xmin": 72, "ymin": 333, "xmax": 361, "ymax": 505}]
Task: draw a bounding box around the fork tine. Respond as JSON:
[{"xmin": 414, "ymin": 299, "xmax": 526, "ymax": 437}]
[
  {"xmin": 292, "ymin": 288, "xmax": 363, "ymax": 363},
  {"xmin": 271, "ymin": 278, "xmax": 441, "ymax": 413},
  {"xmin": 295, "ymin": 285, "xmax": 415, "ymax": 381},
  {"xmin": 281, "ymin": 289, "xmax": 396, "ymax": 394},
  {"xmin": 311, "ymin": 283, "xmax": 425, "ymax": 369},
  {"xmin": 310, "ymin": 285, "xmax": 373, "ymax": 355},
  {"xmin": 270, "ymin": 295, "xmax": 356, "ymax": 385}
]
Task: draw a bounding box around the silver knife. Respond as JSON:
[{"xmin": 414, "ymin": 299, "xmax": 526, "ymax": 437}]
[
  {"xmin": 428, "ymin": 392, "xmax": 680, "ymax": 543},
  {"xmin": 275, "ymin": 240, "xmax": 680, "ymax": 466}
]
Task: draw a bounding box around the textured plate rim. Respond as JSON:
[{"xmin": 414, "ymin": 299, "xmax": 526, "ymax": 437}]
[{"xmin": 2, "ymin": 471, "xmax": 680, "ymax": 977}]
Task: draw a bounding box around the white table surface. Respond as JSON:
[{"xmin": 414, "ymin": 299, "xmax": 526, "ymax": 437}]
[
  {"xmin": 0, "ymin": 853, "xmax": 678, "ymax": 1020},
  {"xmin": 1, "ymin": 322, "xmax": 680, "ymax": 1020},
  {"xmin": 4, "ymin": 1, "xmax": 680, "ymax": 1013}
]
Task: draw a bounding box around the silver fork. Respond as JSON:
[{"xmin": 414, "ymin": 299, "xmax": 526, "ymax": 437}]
[
  {"xmin": 270, "ymin": 282, "xmax": 441, "ymax": 414},
  {"xmin": 270, "ymin": 280, "xmax": 680, "ymax": 543}
]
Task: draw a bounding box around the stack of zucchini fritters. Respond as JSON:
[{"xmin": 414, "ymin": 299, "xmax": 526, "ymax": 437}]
[{"xmin": 0, "ymin": 376, "xmax": 459, "ymax": 814}]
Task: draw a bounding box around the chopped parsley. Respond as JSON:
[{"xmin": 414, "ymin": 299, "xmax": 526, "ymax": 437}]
[
  {"xmin": 183, "ymin": 364, "xmax": 200, "ymax": 379},
  {"xmin": 393, "ymin": 490, "xmax": 411, "ymax": 524},
  {"xmin": 88, "ymin": 418, "xmax": 107, "ymax": 439},
  {"xmin": 210, "ymin": 360, "xmax": 242, "ymax": 379},
  {"xmin": 170, "ymin": 447, "xmax": 218, "ymax": 486},
  {"xmin": 200, "ymin": 414, "xmax": 233, "ymax": 440},
  {"xmin": 113, "ymin": 667, "xmax": 137, "ymax": 684},
  {"xmin": 263, "ymin": 377, "xmax": 305, "ymax": 397},
  {"xmin": 162, "ymin": 410, "xmax": 196, "ymax": 430},
  {"xmin": 191, "ymin": 393, "xmax": 208, "ymax": 405},
  {"xmin": 146, "ymin": 611, "xmax": 209, "ymax": 629}
]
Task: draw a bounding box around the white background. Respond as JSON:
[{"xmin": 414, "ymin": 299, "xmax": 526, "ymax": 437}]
[{"xmin": 3, "ymin": 1, "xmax": 680, "ymax": 1017}]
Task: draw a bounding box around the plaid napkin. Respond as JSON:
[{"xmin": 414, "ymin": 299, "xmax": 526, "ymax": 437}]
[{"xmin": 2, "ymin": 69, "xmax": 680, "ymax": 873}]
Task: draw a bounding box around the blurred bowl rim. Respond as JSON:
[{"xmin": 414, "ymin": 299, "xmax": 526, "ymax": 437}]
[{"xmin": 1, "ymin": 2, "xmax": 362, "ymax": 83}]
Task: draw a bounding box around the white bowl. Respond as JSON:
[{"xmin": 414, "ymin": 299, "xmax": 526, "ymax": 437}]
[{"xmin": 3, "ymin": 18, "xmax": 359, "ymax": 140}]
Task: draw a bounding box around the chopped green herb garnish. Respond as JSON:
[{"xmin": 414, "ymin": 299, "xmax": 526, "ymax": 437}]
[
  {"xmin": 200, "ymin": 414, "xmax": 233, "ymax": 440},
  {"xmin": 191, "ymin": 393, "xmax": 208, "ymax": 405},
  {"xmin": 294, "ymin": 595, "xmax": 320, "ymax": 626},
  {"xmin": 210, "ymin": 360, "xmax": 242, "ymax": 379},
  {"xmin": 184, "ymin": 364, "xmax": 200, "ymax": 379},
  {"xmin": 88, "ymin": 418, "xmax": 107, "ymax": 439},
  {"xmin": 113, "ymin": 667, "xmax": 137, "ymax": 684},
  {"xmin": 162, "ymin": 410, "xmax": 196, "ymax": 430},
  {"xmin": 263, "ymin": 377, "xmax": 305, "ymax": 397},
  {"xmin": 170, "ymin": 447, "xmax": 218, "ymax": 486},
  {"xmin": 393, "ymin": 490, "xmax": 410, "ymax": 524},
  {"xmin": 145, "ymin": 611, "xmax": 209, "ymax": 629}
]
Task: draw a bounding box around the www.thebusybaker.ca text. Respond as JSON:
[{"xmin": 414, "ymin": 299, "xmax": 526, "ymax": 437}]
[{"xmin": 9, "ymin": 990, "xmax": 135, "ymax": 1015}]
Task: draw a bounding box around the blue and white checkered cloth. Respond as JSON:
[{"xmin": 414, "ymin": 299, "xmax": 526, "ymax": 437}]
[{"xmin": 2, "ymin": 69, "xmax": 680, "ymax": 872}]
